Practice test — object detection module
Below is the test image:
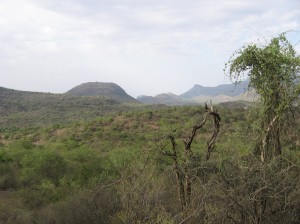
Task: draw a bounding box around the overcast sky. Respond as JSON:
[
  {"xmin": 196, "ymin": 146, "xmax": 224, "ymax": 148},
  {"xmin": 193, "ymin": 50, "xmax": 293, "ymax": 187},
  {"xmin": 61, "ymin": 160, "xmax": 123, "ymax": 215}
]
[{"xmin": 0, "ymin": 0, "xmax": 299, "ymax": 97}]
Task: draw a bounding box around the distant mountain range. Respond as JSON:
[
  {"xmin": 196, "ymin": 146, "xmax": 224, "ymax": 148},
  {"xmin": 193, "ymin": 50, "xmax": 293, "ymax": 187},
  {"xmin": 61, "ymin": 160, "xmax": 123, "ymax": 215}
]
[
  {"xmin": 0, "ymin": 81, "xmax": 256, "ymax": 127},
  {"xmin": 0, "ymin": 80, "xmax": 255, "ymax": 115},
  {"xmin": 137, "ymin": 93, "xmax": 189, "ymax": 105},
  {"xmin": 64, "ymin": 80, "xmax": 253, "ymax": 105},
  {"xmin": 180, "ymin": 80, "xmax": 249, "ymax": 98},
  {"xmin": 137, "ymin": 80, "xmax": 255, "ymax": 105}
]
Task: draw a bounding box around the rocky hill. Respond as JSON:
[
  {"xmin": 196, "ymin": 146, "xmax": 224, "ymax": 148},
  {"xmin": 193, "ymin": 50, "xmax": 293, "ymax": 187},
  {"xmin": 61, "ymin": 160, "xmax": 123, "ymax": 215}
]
[
  {"xmin": 66, "ymin": 82, "xmax": 137, "ymax": 103},
  {"xmin": 180, "ymin": 80, "xmax": 249, "ymax": 98},
  {"xmin": 137, "ymin": 80, "xmax": 254, "ymax": 105},
  {"xmin": 137, "ymin": 93, "xmax": 192, "ymax": 105}
]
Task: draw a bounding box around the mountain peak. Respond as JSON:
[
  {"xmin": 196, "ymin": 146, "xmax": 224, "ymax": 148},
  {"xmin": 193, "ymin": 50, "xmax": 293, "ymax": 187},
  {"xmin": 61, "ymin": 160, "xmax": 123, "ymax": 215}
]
[
  {"xmin": 137, "ymin": 92, "xmax": 188, "ymax": 105},
  {"xmin": 66, "ymin": 82, "xmax": 137, "ymax": 103},
  {"xmin": 181, "ymin": 80, "xmax": 249, "ymax": 98},
  {"xmin": 193, "ymin": 84, "xmax": 204, "ymax": 88}
]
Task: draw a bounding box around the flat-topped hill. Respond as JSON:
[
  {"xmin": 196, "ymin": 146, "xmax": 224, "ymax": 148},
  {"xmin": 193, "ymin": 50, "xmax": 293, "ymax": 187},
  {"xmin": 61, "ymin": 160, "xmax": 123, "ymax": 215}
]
[{"xmin": 66, "ymin": 82, "xmax": 137, "ymax": 103}]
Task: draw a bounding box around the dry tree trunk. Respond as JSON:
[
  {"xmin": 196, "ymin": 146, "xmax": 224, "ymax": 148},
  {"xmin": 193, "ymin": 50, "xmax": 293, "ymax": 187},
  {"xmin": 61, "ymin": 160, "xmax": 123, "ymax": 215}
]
[
  {"xmin": 160, "ymin": 102, "xmax": 221, "ymax": 213},
  {"xmin": 261, "ymin": 115, "xmax": 282, "ymax": 162}
]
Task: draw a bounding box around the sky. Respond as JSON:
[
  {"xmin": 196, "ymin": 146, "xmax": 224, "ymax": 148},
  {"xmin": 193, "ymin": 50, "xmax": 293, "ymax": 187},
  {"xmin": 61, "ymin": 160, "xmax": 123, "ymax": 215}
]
[{"xmin": 0, "ymin": 0, "xmax": 300, "ymax": 97}]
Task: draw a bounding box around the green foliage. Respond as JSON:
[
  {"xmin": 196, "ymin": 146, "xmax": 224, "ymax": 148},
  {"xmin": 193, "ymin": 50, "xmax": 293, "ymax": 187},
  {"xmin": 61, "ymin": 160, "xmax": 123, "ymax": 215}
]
[
  {"xmin": 227, "ymin": 32, "xmax": 300, "ymax": 110},
  {"xmin": 0, "ymin": 150, "xmax": 18, "ymax": 190},
  {"xmin": 0, "ymin": 102, "xmax": 299, "ymax": 223},
  {"xmin": 226, "ymin": 32, "xmax": 300, "ymax": 161},
  {"xmin": 0, "ymin": 86, "xmax": 142, "ymax": 129},
  {"xmin": 66, "ymin": 147, "xmax": 105, "ymax": 186},
  {"xmin": 0, "ymin": 150, "xmax": 12, "ymax": 163},
  {"xmin": 20, "ymin": 150, "xmax": 67, "ymax": 185}
]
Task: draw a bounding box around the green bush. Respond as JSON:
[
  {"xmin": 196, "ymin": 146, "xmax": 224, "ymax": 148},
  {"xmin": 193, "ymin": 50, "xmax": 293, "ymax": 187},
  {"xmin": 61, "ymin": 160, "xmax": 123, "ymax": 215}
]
[{"xmin": 20, "ymin": 150, "xmax": 66, "ymax": 185}]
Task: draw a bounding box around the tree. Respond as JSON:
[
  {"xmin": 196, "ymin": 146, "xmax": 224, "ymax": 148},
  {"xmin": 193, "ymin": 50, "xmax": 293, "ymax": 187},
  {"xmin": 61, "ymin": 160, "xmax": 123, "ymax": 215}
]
[
  {"xmin": 225, "ymin": 32, "xmax": 300, "ymax": 162},
  {"xmin": 158, "ymin": 102, "xmax": 221, "ymax": 213},
  {"xmin": 21, "ymin": 150, "xmax": 66, "ymax": 185}
]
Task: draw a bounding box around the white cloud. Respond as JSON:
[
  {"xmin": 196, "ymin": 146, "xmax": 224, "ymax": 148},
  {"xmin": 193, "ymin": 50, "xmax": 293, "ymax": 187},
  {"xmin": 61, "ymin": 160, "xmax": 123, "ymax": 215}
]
[{"xmin": 0, "ymin": 0, "xmax": 299, "ymax": 96}]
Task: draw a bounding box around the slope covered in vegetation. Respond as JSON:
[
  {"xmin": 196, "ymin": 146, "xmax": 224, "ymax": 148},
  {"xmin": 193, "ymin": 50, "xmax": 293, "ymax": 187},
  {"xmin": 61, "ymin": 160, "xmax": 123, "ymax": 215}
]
[
  {"xmin": 0, "ymin": 33, "xmax": 299, "ymax": 224},
  {"xmin": 0, "ymin": 103, "xmax": 299, "ymax": 223},
  {"xmin": 0, "ymin": 86, "xmax": 143, "ymax": 129}
]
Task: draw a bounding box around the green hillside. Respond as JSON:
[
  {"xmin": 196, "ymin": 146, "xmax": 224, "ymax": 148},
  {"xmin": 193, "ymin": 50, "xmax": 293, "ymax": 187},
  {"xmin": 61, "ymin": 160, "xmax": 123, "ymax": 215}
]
[{"xmin": 0, "ymin": 86, "xmax": 141, "ymax": 129}]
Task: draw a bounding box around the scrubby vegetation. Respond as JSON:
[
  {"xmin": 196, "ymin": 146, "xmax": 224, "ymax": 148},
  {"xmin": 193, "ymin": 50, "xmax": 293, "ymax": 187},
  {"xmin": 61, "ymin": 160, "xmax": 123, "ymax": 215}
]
[
  {"xmin": 0, "ymin": 33, "xmax": 299, "ymax": 223},
  {"xmin": 0, "ymin": 86, "xmax": 145, "ymax": 129},
  {"xmin": 0, "ymin": 103, "xmax": 299, "ymax": 223}
]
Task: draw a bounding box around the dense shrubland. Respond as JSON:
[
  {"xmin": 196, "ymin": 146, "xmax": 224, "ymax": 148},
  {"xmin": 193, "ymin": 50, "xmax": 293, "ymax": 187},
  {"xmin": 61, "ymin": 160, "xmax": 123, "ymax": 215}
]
[
  {"xmin": 0, "ymin": 103, "xmax": 299, "ymax": 223},
  {"xmin": 0, "ymin": 86, "xmax": 166, "ymax": 129},
  {"xmin": 1, "ymin": 33, "xmax": 300, "ymax": 223}
]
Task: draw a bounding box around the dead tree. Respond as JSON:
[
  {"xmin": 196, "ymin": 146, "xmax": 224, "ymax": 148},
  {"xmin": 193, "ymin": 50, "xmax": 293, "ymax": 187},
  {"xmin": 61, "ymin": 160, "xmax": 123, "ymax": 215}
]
[{"xmin": 159, "ymin": 102, "xmax": 221, "ymax": 212}]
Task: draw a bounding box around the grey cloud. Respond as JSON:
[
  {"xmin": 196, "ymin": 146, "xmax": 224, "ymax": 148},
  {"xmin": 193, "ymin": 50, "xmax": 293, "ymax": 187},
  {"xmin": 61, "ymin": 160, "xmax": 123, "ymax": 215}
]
[{"xmin": 0, "ymin": 0, "xmax": 299, "ymax": 96}]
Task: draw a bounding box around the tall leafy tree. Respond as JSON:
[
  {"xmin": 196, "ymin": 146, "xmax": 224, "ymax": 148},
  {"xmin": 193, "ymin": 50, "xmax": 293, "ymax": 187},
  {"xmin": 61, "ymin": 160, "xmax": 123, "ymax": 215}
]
[{"xmin": 225, "ymin": 32, "xmax": 300, "ymax": 162}]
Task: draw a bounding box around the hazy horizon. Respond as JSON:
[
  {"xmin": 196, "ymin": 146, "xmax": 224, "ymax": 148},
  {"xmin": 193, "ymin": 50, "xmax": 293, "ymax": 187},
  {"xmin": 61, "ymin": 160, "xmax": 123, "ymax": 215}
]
[{"xmin": 1, "ymin": 79, "xmax": 248, "ymax": 97}]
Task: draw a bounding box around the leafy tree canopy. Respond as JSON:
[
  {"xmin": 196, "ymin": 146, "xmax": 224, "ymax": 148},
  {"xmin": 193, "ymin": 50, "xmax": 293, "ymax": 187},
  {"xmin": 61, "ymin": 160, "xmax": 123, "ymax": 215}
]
[{"xmin": 225, "ymin": 32, "xmax": 300, "ymax": 161}]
